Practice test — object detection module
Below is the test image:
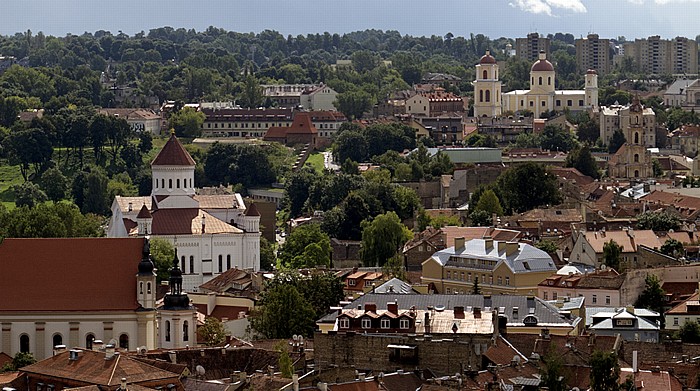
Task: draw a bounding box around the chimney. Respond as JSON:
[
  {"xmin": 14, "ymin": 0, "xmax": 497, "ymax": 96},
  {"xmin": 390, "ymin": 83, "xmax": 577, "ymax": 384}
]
[
  {"xmin": 364, "ymin": 303, "xmax": 377, "ymax": 313},
  {"xmin": 505, "ymin": 242, "xmax": 519, "ymax": 256},
  {"xmin": 128, "ymin": 202, "xmax": 133, "ymax": 212},
  {"xmin": 53, "ymin": 345, "xmax": 67, "ymax": 356},
  {"xmin": 105, "ymin": 344, "xmax": 116, "ymax": 360},
  {"xmin": 425, "ymin": 312, "xmax": 431, "ymax": 334},
  {"xmin": 268, "ymin": 365, "xmax": 274, "ymax": 376},
  {"xmin": 292, "ymin": 374, "xmax": 299, "ymax": 391},
  {"xmin": 484, "ymin": 236, "xmax": 493, "ymax": 251},
  {"xmin": 387, "ymin": 302, "xmax": 398, "ymax": 315},
  {"xmin": 168, "ymin": 351, "xmax": 177, "ymax": 364},
  {"xmin": 201, "ymin": 214, "xmax": 206, "ymax": 234},
  {"xmin": 318, "ymin": 382, "xmax": 328, "ymax": 391},
  {"xmin": 69, "ymin": 349, "xmax": 80, "ymax": 361},
  {"xmin": 473, "ymin": 307, "xmax": 482, "ymax": 319},
  {"xmin": 454, "ymin": 237, "xmax": 465, "ymax": 251},
  {"xmin": 497, "ymin": 241, "xmax": 507, "ymax": 253},
  {"xmin": 454, "ymin": 306, "xmax": 465, "ymax": 319},
  {"xmin": 120, "ymin": 378, "xmax": 127, "ymax": 391},
  {"xmin": 93, "ymin": 340, "xmax": 104, "ymax": 351},
  {"xmin": 633, "ymin": 350, "xmax": 638, "ymax": 373}
]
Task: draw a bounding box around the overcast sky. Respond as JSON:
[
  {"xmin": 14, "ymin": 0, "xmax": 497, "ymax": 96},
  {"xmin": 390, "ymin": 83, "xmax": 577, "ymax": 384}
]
[{"xmin": 1, "ymin": 0, "xmax": 699, "ymax": 40}]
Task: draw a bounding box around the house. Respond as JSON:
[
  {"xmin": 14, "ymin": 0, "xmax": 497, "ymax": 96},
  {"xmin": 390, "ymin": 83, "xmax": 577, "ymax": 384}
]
[
  {"xmin": 300, "ymin": 85, "xmax": 338, "ymax": 111},
  {"xmin": 331, "ymin": 238, "xmax": 362, "ymax": 268},
  {"xmin": 538, "ymin": 269, "xmax": 625, "ymax": 306},
  {"xmin": 403, "ymin": 226, "xmax": 522, "ymax": 271},
  {"xmin": 663, "ymin": 79, "xmax": 700, "ymax": 109},
  {"xmin": 620, "ymin": 367, "xmax": 684, "ymax": 391},
  {"xmin": 665, "ymin": 291, "xmax": 700, "ymax": 330},
  {"xmin": 200, "ymin": 107, "xmax": 293, "ymax": 138},
  {"xmin": 569, "ymin": 229, "xmax": 677, "ymax": 271},
  {"xmin": 263, "ymin": 112, "xmax": 318, "ymax": 147},
  {"xmin": 98, "ymin": 108, "xmax": 161, "ymax": 134},
  {"xmin": 421, "ymin": 238, "xmax": 557, "ymax": 296},
  {"xmin": 587, "ymin": 307, "xmax": 660, "ymax": 342},
  {"xmin": 344, "ymin": 270, "xmax": 385, "ymax": 296},
  {"xmin": 405, "ymin": 89, "xmax": 467, "ymax": 117},
  {"xmin": 307, "ymin": 110, "xmax": 347, "ymax": 139},
  {"xmin": 416, "ymin": 114, "xmax": 466, "ymax": 145},
  {"xmin": 107, "ymin": 134, "xmax": 261, "ymax": 292},
  {"xmin": 514, "ymin": 208, "xmax": 582, "ymax": 234}
]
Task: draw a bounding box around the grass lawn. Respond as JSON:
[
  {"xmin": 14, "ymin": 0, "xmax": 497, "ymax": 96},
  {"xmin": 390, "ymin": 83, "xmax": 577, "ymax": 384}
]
[
  {"xmin": 304, "ymin": 152, "xmax": 324, "ymax": 173},
  {"xmin": 0, "ymin": 164, "xmax": 23, "ymax": 210}
]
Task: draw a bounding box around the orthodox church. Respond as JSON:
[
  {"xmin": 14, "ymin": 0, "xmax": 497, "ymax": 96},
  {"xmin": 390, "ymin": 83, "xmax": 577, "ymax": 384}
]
[
  {"xmin": 473, "ymin": 50, "xmax": 599, "ymax": 118},
  {"xmin": 107, "ymin": 133, "xmax": 261, "ymax": 292}
]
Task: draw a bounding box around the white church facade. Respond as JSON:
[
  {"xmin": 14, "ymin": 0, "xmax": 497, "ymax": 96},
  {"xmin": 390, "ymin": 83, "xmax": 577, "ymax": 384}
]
[
  {"xmin": 107, "ymin": 134, "xmax": 261, "ymax": 292},
  {"xmin": 473, "ymin": 51, "xmax": 599, "ymax": 118}
]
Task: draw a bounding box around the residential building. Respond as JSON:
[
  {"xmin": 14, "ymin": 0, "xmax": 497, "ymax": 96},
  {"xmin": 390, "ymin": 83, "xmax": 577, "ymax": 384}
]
[
  {"xmin": 669, "ymin": 124, "xmax": 700, "ymax": 155},
  {"xmin": 421, "ymin": 237, "xmax": 558, "ymax": 295},
  {"xmin": 0, "ymin": 238, "xmax": 158, "ymax": 359},
  {"xmin": 472, "ymin": 51, "xmax": 502, "ymax": 118},
  {"xmin": 262, "ymin": 84, "xmax": 338, "ymax": 111},
  {"xmin": 599, "ymin": 100, "xmax": 657, "ymax": 147},
  {"xmin": 107, "ymin": 134, "xmax": 261, "ymax": 292},
  {"xmin": 344, "ymin": 270, "xmax": 385, "ymax": 296},
  {"xmin": 575, "ymin": 34, "xmax": 612, "ymax": 74},
  {"xmin": 416, "ymin": 114, "xmax": 465, "ymax": 145},
  {"xmin": 569, "ymin": 229, "xmax": 677, "ymax": 271},
  {"xmin": 538, "ymin": 269, "xmax": 625, "ymax": 306},
  {"xmin": 624, "ymin": 35, "xmax": 699, "ymax": 75},
  {"xmin": 263, "ymin": 112, "xmax": 318, "ymax": 147},
  {"xmin": 663, "ymin": 79, "xmax": 700, "ymax": 109},
  {"xmin": 405, "ymin": 89, "xmax": 467, "ymax": 117},
  {"xmin": 500, "ymin": 51, "xmax": 598, "ymax": 118},
  {"xmin": 588, "ymin": 307, "xmax": 660, "ymax": 342},
  {"xmin": 476, "ymin": 116, "xmax": 533, "ymax": 144},
  {"xmin": 307, "ymin": 110, "xmax": 346, "ymax": 138},
  {"xmin": 666, "ymin": 291, "xmax": 700, "ymax": 331},
  {"xmin": 607, "ymin": 97, "xmax": 656, "ymax": 179},
  {"xmin": 98, "ymin": 108, "xmax": 161, "ymax": 134},
  {"xmin": 515, "ymin": 33, "xmax": 551, "ymax": 62},
  {"xmin": 200, "ymin": 107, "xmax": 293, "ymax": 138},
  {"xmin": 421, "ymin": 72, "xmax": 462, "ymax": 86}
]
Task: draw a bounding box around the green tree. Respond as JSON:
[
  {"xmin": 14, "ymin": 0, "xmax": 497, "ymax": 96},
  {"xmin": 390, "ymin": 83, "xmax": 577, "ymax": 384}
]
[
  {"xmin": 473, "ymin": 189, "xmax": 503, "ymax": 216},
  {"xmin": 334, "ymin": 90, "xmax": 373, "ymax": 120},
  {"xmin": 169, "ymin": 107, "xmax": 205, "ymax": 138},
  {"xmin": 277, "ymin": 342, "xmax": 294, "ymax": 378},
  {"xmin": 382, "ymin": 254, "xmax": 407, "ymax": 281},
  {"xmin": 82, "ymin": 168, "xmax": 110, "ymax": 215},
  {"xmin": 150, "ymin": 237, "xmax": 175, "ymax": 282},
  {"xmin": 198, "ymin": 317, "xmax": 229, "ymax": 346},
  {"xmin": 250, "ymin": 283, "xmax": 315, "ymax": 339},
  {"xmin": 12, "ymin": 182, "xmax": 48, "ymax": 208},
  {"xmin": 652, "ymin": 158, "xmax": 664, "ymax": 177},
  {"xmin": 565, "ymin": 144, "xmax": 600, "ymax": 179},
  {"xmin": 40, "ymin": 167, "xmax": 69, "ymax": 202},
  {"xmin": 351, "ymin": 50, "xmax": 381, "ymax": 73},
  {"xmin": 678, "ymin": 320, "xmax": 700, "ymax": 343},
  {"xmin": 495, "ymin": 163, "xmax": 561, "ymax": 214},
  {"xmin": 608, "ymin": 129, "xmax": 626, "ymax": 154},
  {"xmin": 5, "ymin": 128, "xmax": 53, "ymax": 181},
  {"xmin": 637, "ymin": 210, "xmax": 680, "ymax": 231},
  {"xmin": 0, "ymin": 203, "xmax": 104, "ymax": 238},
  {"xmin": 472, "ymin": 276, "xmax": 481, "ymax": 294},
  {"xmin": 536, "ymin": 240, "xmax": 559, "ymax": 254},
  {"xmin": 284, "ymin": 167, "xmax": 317, "ymax": 217},
  {"xmin": 360, "ymin": 211, "xmax": 412, "ymax": 267},
  {"xmin": 635, "ymin": 275, "xmax": 664, "ymax": 317},
  {"xmin": 1, "ymin": 352, "xmax": 36, "ymax": 372},
  {"xmin": 577, "ymin": 116, "xmax": 600, "ymax": 144},
  {"xmin": 278, "ymin": 224, "xmax": 331, "ymax": 268},
  {"xmin": 590, "ymin": 350, "xmax": 621, "ymax": 391},
  {"xmin": 470, "ymin": 209, "xmax": 492, "ymax": 227},
  {"xmin": 603, "ymin": 240, "xmax": 622, "ymax": 271},
  {"xmin": 540, "ymin": 347, "xmax": 566, "ymax": 391},
  {"xmin": 239, "ymin": 74, "xmax": 264, "ymax": 108},
  {"xmin": 139, "ymin": 131, "xmax": 153, "ymax": 154},
  {"xmin": 260, "ymin": 236, "xmax": 276, "ymax": 271},
  {"xmin": 539, "ymin": 124, "xmax": 577, "ymax": 152},
  {"xmin": 661, "ymin": 238, "xmax": 684, "ymax": 257}
]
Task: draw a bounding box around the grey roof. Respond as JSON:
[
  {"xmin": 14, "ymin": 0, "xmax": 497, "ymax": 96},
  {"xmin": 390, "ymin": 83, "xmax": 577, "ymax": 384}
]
[
  {"xmin": 589, "ymin": 316, "xmax": 659, "ymax": 331},
  {"xmin": 586, "ymin": 307, "xmax": 660, "ymax": 326},
  {"xmin": 372, "ymin": 278, "xmax": 419, "ymax": 294},
  {"xmin": 430, "ymin": 239, "xmax": 556, "ymax": 274},
  {"xmin": 547, "ymin": 296, "xmax": 585, "ymax": 311},
  {"xmin": 317, "ymin": 293, "xmax": 575, "ymax": 329},
  {"xmin": 665, "ymin": 79, "xmax": 699, "ymax": 95},
  {"xmin": 423, "ymin": 72, "xmax": 462, "ymax": 82}
]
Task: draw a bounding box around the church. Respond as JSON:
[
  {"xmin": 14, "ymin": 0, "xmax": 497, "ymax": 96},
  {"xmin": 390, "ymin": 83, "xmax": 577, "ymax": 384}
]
[
  {"xmin": 473, "ymin": 50, "xmax": 598, "ymax": 118},
  {"xmin": 107, "ymin": 133, "xmax": 261, "ymax": 292},
  {"xmin": 607, "ymin": 96, "xmax": 654, "ymax": 179}
]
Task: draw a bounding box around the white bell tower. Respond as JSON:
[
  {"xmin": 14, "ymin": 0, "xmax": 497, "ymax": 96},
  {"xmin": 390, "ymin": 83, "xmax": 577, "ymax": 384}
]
[{"xmin": 473, "ymin": 51, "xmax": 502, "ymax": 118}]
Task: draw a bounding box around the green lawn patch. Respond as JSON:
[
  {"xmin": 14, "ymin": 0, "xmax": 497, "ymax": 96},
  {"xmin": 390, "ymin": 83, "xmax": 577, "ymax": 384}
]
[
  {"xmin": 304, "ymin": 152, "xmax": 324, "ymax": 173},
  {"xmin": 0, "ymin": 164, "xmax": 24, "ymax": 210}
]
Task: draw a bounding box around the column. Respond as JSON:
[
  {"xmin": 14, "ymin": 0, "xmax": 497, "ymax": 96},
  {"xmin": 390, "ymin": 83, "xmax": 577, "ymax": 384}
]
[
  {"xmin": 172, "ymin": 318, "xmax": 181, "ymax": 349},
  {"xmin": 35, "ymin": 322, "xmax": 45, "ymax": 360},
  {"xmin": 103, "ymin": 322, "xmax": 114, "ymax": 343}
]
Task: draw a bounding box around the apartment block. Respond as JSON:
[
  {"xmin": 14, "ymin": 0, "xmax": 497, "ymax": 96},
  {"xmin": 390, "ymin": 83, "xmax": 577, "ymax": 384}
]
[
  {"xmin": 575, "ymin": 34, "xmax": 612, "ymax": 74},
  {"xmin": 515, "ymin": 32, "xmax": 551, "ymax": 62}
]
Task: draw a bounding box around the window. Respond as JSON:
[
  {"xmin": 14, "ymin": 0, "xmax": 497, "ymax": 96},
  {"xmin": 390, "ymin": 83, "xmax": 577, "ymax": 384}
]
[
  {"xmin": 227, "ymin": 255, "xmax": 231, "ymax": 269},
  {"xmin": 543, "ymin": 292, "xmax": 548, "ymax": 300},
  {"xmin": 169, "ymin": 179, "xmax": 172, "ymax": 189},
  {"xmin": 165, "ymin": 321, "xmax": 171, "ymax": 342},
  {"xmin": 218, "ymin": 255, "xmax": 223, "ymax": 273},
  {"xmin": 529, "ymin": 101, "xmax": 534, "ymax": 107},
  {"xmin": 361, "ymin": 318, "xmax": 371, "ymax": 329},
  {"xmin": 460, "ymin": 272, "xmax": 465, "ymax": 281},
  {"xmin": 485, "ymin": 90, "xmax": 491, "ymax": 102},
  {"xmin": 538, "ymin": 76, "xmax": 543, "ymax": 85},
  {"xmin": 400, "ymin": 319, "xmax": 410, "ymax": 329},
  {"xmin": 147, "ymin": 282, "xmax": 151, "ymax": 294},
  {"xmin": 119, "ymin": 334, "xmax": 129, "ymax": 350},
  {"xmin": 505, "ymin": 277, "xmax": 510, "ymax": 286},
  {"xmin": 140, "ymin": 281, "xmax": 144, "ymax": 294},
  {"xmin": 567, "ymin": 100, "xmax": 572, "ymax": 106},
  {"xmin": 497, "ymin": 276, "xmax": 502, "ymax": 285},
  {"xmin": 189, "ymin": 256, "xmax": 194, "ymax": 274},
  {"xmin": 446, "ymin": 271, "xmax": 451, "ymax": 280},
  {"xmin": 542, "ymin": 101, "xmax": 546, "ymax": 106},
  {"xmin": 339, "ymin": 318, "xmax": 350, "ymax": 328},
  {"xmin": 674, "ymin": 317, "xmax": 679, "ymax": 326},
  {"xmin": 85, "ymin": 334, "xmax": 95, "ymax": 350},
  {"xmin": 634, "ymin": 154, "xmax": 639, "ymax": 163},
  {"xmin": 161, "ymin": 179, "xmax": 164, "ymax": 188},
  {"xmin": 381, "ymin": 318, "xmax": 390, "ymax": 329},
  {"xmin": 578, "ymin": 100, "xmax": 584, "ymax": 106},
  {"xmin": 592, "ymin": 295, "xmax": 597, "ymax": 304},
  {"xmin": 446, "ymin": 287, "xmax": 451, "ymax": 294},
  {"xmin": 548, "ymin": 77, "xmax": 551, "ymax": 85},
  {"xmin": 556, "ymin": 100, "xmax": 561, "ymax": 107},
  {"xmin": 605, "ymin": 296, "xmax": 611, "ymax": 305},
  {"xmin": 483, "ymin": 70, "xmax": 488, "ymax": 79},
  {"xmin": 176, "ymin": 179, "xmax": 180, "ymax": 188},
  {"xmin": 181, "ymin": 256, "xmax": 185, "ymax": 271},
  {"xmin": 468, "ymin": 273, "xmax": 472, "ymax": 282},
  {"xmin": 183, "ymin": 321, "xmax": 189, "ymax": 341},
  {"xmin": 553, "ymin": 292, "xmax": 558, "ymax": 300},
  {"xmin": 52, "ymin": 334, "xmax": 63, "ymax": 348},
  {"xmin": 348, "ymin": 279, "xmax": 356, "ymax": 286}
]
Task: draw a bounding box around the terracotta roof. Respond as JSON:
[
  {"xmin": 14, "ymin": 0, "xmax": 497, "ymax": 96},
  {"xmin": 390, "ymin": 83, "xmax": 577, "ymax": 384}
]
[
  {"xmin": 130, "ymin": 357, "xmax": 189, "ymax": 376},
  {"xmin": 582, "ymin": 229, "xmax": 663, "ymax": 253},
  {"xmin": 643, "ymin": 190, "xmax": 700, "ymax": 220},
  {"xmin": 518, "ymin": 208, "xmax": 582, "ymax": 223},
  {"xmin": 549, "ymin": 167, "xmax": 595, "ymax": 186},
  {"xmin": 0, "ymin": 352, "xmax": 12, "ymax": 367},
  {"xmin": 116, "ymin": 196, "xmax": 152, "ymax": 214},
  {"xmin": 483, "ymin": 336, "xmax": 527, "ymax": 366},
  {"xmin": 136, "ymin": 205, "xmax": 152, "ymax": 218},
  {"xmin": 199, "ymin": 268, "xmax": 254, "ymax": 294},
  {"xmin": 0, "ymin": 371, "xmax": 21, "ymax": 386},
  {"xmin": 21, "ymin": 349, "xmax": 182, "ymax": 388},
  {"xmin": 193, "ymin": 194, "xmax": 240, "ymax": 209},
  {"xmin": 264, "ymin": 112, "xmax": 317, "ymax": 140},
  {"xmin": 621, "ymin": 368, "xmax": 683, "ymax": 391},
  {"xmin": 150, "ymin": 209, "xmax": 240, "ymax": 235},
  {"xmin": 244, "ymin": 202, "xmax": 260, "ymax": 217},
  {"xmin": 479, "ymin": 51, "xmax": 497, "ymax": 65},
  {"xmin": 667, "ymin": 292, "xmax": 700, "ymax": 314},
  {"xmin": 329, "ymin": 380, "xmax": 380, "ymax": 391},
  {"xmin": 531, "ymin": 59, "xmax": 554, "ymax": 72},
  {"xmin": 151, "ymin": 134, "xmax": 196, "ymax": 166},
  {"xmin": 0, "ymin": 238, "xmax": 144, "ymax": 312},
  {"xmin": 98, "ymin": 108, "xmax": 160, "ymax": 121},
  {"xmin": 194, "ymin": 304, "xmax": 249, "ymax": 321}
]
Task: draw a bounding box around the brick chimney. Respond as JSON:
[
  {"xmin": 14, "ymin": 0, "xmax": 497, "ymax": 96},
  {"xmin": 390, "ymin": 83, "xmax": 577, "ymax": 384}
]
[
  {"xmin": 454, "ymin": 306, "xmax": 465, "ymax": 319},
  {"xmin": 473, "ymin": 307, "xmax": 482, "ymax": 319},
  {"xmin": 454, "ymin": 237, "xmax": 466, "ymax": 251},
  {"xmin": 506, "ymin": 242, "xmax": 519, "ymax": 256},
  {"xmin": 364, "ymin": 303, "xmax": 377, "ymax": 313},
  {"xmin": 387, "ymin": 301, "xmax": 398, "ymax": 315},
  {"xmin": 484, "ymin": 236, "xmax": 493, "ymax": 251},
  {"xmin": 424, "ymin": 312, "xmax": 431, "ymax": 334}
]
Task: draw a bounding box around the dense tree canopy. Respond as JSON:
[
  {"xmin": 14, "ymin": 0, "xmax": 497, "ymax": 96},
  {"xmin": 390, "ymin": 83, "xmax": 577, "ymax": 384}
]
[
  {"xmin": 360, "ymin": 211, "xmax": 412, "ymax": 267},
  {"xmin": 494, "ymin": 163, "xmax": 561, "ymax": 214}
]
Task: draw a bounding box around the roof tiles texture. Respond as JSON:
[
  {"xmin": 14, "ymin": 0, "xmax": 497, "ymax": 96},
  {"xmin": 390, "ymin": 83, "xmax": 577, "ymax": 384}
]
[{"xmin": 151, "ymin": 134, "xmax": 196, "ymax": 166}]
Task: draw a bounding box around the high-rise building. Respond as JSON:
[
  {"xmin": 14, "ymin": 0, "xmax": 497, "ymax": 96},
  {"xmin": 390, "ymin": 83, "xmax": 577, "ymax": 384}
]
[
  {"xmin": 623, "ymin": 36, "xmax": 698, "ymax": 75},
  {"xmin": 575, "ymin": 34, "xmax": 612, "ymax": 75},
  {"xmin": 515, "ymin": 33, "xmax": 551, "ymax": 62}
]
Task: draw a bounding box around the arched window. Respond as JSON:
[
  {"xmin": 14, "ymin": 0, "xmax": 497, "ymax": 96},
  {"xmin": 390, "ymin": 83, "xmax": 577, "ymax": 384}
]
[
  {"xmin": 634, "ymin": 132, "xmax": 639, "ymax": 144},
  {"xmin": 20, "ymin": 335, "xmax": 29, "ymax": 353},
  {"xmin": 538, "ymin": 76, "xmax": 542, "ymax": 85},
  {"xmin": 485, "ymin": 90, "xmax": 491, "ymax": 102},
  {"xmin": 482, "ymin": 70, "xmax": 488, "ymax": 79},
  {"xmin": 154, "ymin": 179, "xmax": 158, "ymax": 189},
  {"xmin": 189, "ymin": 256, "xmax": 195, "ymax": 274},
  {"xmin": 176, "ymin": 179, "xmax": 180, "ymax": 188},
  {"xmin": 181, "ymin": 256, "xmax": 185, "ymax": 272},
  {"xmin": 147, "ymin": 282, "xmax": 152, "ymax": 294},
  {"xmin": 53, "ymin": 334, "xmax": 63, "ymax": 348},
  {"xmin": 119, "ymin": 334, "xmax": 129, "ymax": 350},
  {"xmin": 140, "ymin": 282, "xmax": 144, "ymax": 294},
  {"xmin": 479, "ymin": 90, "xmax": 483, "ymax": 102},
  {"xmin": 531, "ymin": 77, "xmax": 534, "ymax": 85},
  {"xmin": 634, "ymin": 154, "xmax": 639, "ymax": 163},
  {"xmin": 218, "ymin": 255, "xmax": 223, "ymax": 273},
  {"xmin": 227, "ymin": 255, "xmax": 231, "ymax": 270},
  {"xmin": 161, "ymin": 179, "xmax": 165, "ymax": 188},
  {"xmin": 165, "ymin": 321, "xmax": 171, "ymax": 342},
  {"xmin": 548, "ymin": 77, "xmax": 551, "ymax": 85},
  {"xmin": 634, "ymin": 170, "xmax": 640, "ymax": 178},
  {"xmin": 183, "ymin": 321, "xmax": 189, "ymax": 342},
  {"xmin": 86, "ymin": 334, "xmax": 95, "ymax": 350},
  {"xmin": 168, "ymin": 179, "xmax": 172, "ymax": 189}
]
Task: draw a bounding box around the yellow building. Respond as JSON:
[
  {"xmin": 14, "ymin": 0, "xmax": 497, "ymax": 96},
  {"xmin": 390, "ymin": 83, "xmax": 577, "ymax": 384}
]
[{"xmin": 421, "ymin": 237, "xmax": 558, "ymax": 296}]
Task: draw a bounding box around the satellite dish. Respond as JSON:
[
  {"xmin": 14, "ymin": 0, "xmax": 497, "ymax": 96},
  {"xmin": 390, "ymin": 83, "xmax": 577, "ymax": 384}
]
[
  {"xmin": 137, "ymin": 346, "xmax": 147, "ymax": 355},
  {"xmin": 196, "ymin": 365, "xmax": 206, "ymax": 377},
  {"xmin": 292, "ymin": 335, "xmax": 298, "ymax": 341}
]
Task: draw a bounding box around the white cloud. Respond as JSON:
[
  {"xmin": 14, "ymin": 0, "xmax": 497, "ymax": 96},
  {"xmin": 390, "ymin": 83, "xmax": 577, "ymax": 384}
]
[
  {"xmin": 628, "ymin": 0, "xmax": 700, "ymax": 4},
  {"xmin": 509, "ymin": 0, "xmax": 587, "ymax": 16}
]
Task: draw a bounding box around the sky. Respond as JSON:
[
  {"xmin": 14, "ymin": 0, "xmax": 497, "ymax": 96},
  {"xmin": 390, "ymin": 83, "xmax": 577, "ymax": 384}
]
[{"xmin": 1, "ymin": 0, "xmax": 699, "ymax": 41}]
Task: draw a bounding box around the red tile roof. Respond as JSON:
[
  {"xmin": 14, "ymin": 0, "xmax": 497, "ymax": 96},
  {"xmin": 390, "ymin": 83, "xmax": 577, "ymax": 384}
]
[
  {"xmin": 136, "ymin": 205, "xmax": 152, "ymax": 218},
  {"xmin": 244, "ymin": 203, "xmax": 260, "ymax": 217},
  {"xmin": 264, "ymin": 112, "xmax": 317, "ymax": 139},
  {"xmin": 151, "ymin": 134, "xmax": 196, "ymax": 166},
  {"xmin": 0, "ymin": 238, "xmax": 144, "ymax": 312},
  {"xmin": 199, "ymin": 268, "xmax": 255, "ymax": 294},
  {"xmin": 150, "ymin": 209, "xmax": 239, "ymax": 235}
]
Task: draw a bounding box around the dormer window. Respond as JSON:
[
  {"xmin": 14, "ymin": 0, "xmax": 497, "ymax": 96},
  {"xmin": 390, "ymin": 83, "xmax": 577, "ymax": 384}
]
[
  {"xmin": 361, "ymin": 318, "xmax": 372, "ymax": 329},
  {"xmin": 381, "ymin": 318, "xmax": 390, "ymax": 329},
  {"xmin": 348, "ymin": 279, "xmax": 356, "ymax": 286},
  {"xmin": 400, "ymin": 318, "xmax": 410, "ymax": 329},
  {"xmin": 339, "ymin": 317, "xmax": 349, "ymax": 329}
]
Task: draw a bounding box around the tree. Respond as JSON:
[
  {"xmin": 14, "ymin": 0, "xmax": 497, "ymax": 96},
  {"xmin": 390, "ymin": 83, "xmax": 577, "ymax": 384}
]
[
  {"xmin": 277, "ymin": 342, "xmax": 294, "ymax": 378},
  {"xmin": 204, "ymin": 143, "xmax": 276, "ymax": 188},
  {"xmin": 635, "ymin": 275, "xmax": 664, "ymax": 317},
  {"xmin": 661, "ymin": 238, "xmax": 684, "ymax": 258},
  {"xmin": 678, "ymin": 320, "xmax": 700, "ymax": 343},
  {"xmin": 0, "ymin": 203, "xmax": 104, "ymax": 238},
  {"xmin": 284, "ymin": 167, "xmax": 317, "ymax": 217},
  {"xmin": 652, "ymin": 158, "xmax": 664, "ymax": 177},
  {"xmin": 198, "ymin": 317, "xmax": 229, "ymax": 346},
  {"xmin": 13, "ymin": 182, "xmax": 47, "ymax": 208},
  {"xmin": 536, "ymin": 240, "xmax": 559, "ymax": 254},
  {"xmin": 40, "ymin": 167, "xmax": 69, "ymax": 202},
  {"xmin": 334, "ymin": 90, "xmax": 373, "ymax": 120},
  {"xmin": 473, "ymin": 189, "xmax": 503, "ymax": 216},
  {"xmin": 540, "ymin": 347, "xmax": 566, "ymax": 391},
  {"xmin": 250, "ymin": 283, "xmax": 315, "ymax": 339},
  {"xmin": 360, "ymin": 211, "xmax": 412, "ymax": 267},
  {"xmin": 565, "ymin": 145, "xmax": 600, "ymax": 179},
  {"xmin": 278, "ymin": 224, "xmax": 331, "ymax": 268},
  {"xmin": 150, "ymin": 237, "xmax": 175, "ymax": 282},
  {"xmin": 472, "ymin": 276, "xmax": 481, "ymax": 294},
  {"xmin": 1, "ymin": 352, "xmax": 36, "ymax": 372},
  {"xmin": 169, "ymin": 107, "xmax": 205, "ymax": 138},
  {"xmin": 603, "ymin": 240, "xmax": 622, "ymax": 271},
  {"xmin": 577, "ymin": 116, "xmax": 600, "ymax": 144},
  {"xmin": 5, "ymin": 128, "xmax": 53, "ymax": 180},
  {"xmin": 495, "ymin": 163, "xmax": 561, "ymax": 214},
  {"xmin": 608, "ymin": 129, "xmax": 626, "ymax": 154},
  {"xmin": 260, "ymin": 236, "xmax": 276, "ymax": 271},
  {"xmin": 590, "ymin": 350, "xmax": 621, "ymax": 391},
  {"xmin": 82, "ymin": 168, "xmax": 110, "ymax": 215},
  {"xmin": 470, "ymin": 209, "xmax": 492, "ymax": 227},
  {"xmin": 334, "ymin": 129, "xmax": 369, "ymax": 162},
  {"xmin": 382, "ymin": 254, "xmax": 407, "ymax": 281},
  {"xmin": 539, "ymin": 124, "xmax": 577, "ymax": 152},
  {"xmin": 239, "ymin": 74, "xmax": 263, "ymax": 108},
  {"xmin": 139, "ymin": 131, "xmax": 153, "ymax": 154},
  {"xmin": 351, "ymin": 50, "xmax": 381, "ymax": 73},
  {"xmin": 637, "ymin": 210, "xmax": 680, "ymax": 231}
]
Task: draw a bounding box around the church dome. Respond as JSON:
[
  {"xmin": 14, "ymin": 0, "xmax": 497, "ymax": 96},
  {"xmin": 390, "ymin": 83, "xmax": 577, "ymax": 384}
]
[
  {"xmin": 479, "ymin": 51, "xmax": 497, "ymax": 65},
  {"xmin": 531, "ymin": 59, "xmax": 554, "ymax": 72}
]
